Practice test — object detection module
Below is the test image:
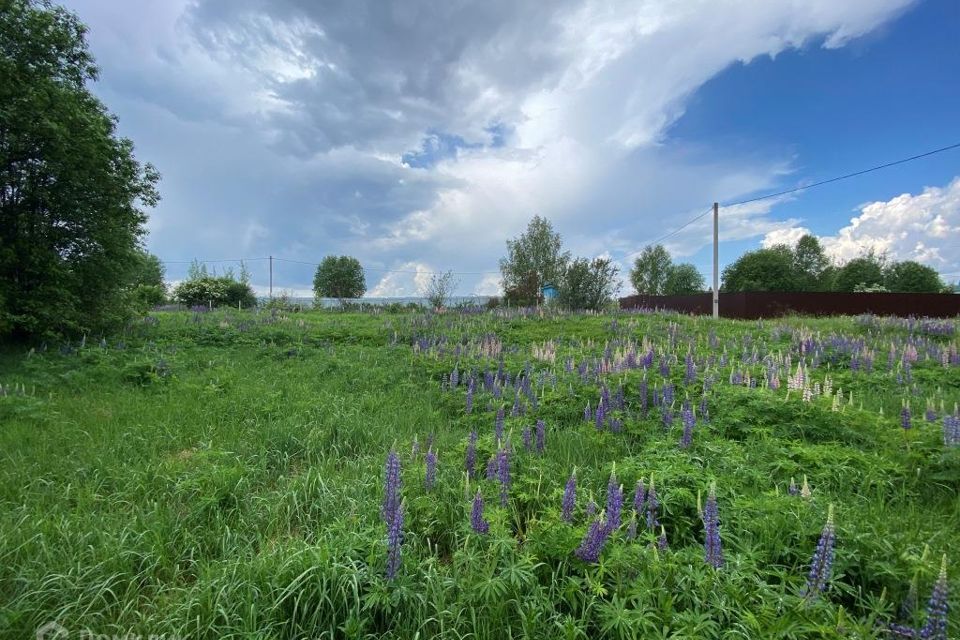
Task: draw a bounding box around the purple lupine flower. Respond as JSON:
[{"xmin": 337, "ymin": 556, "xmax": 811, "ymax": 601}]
[
  {"xmin": 633, "ymin": 480, "xmax": 646, "ymax": 517},
  {"xmin": 645, "ymin": 479, "xmax": 659, "ymax": 530},
  {"xmin": 626, "ymin": 512, "xmax": 637, "ymax": 540},
  {"xmin": 679, "ymin": 404, "xmax": 695, "ymax": 449},
  {"xmin": 605, "ymin": 470, "xmax": 624, "ymax": 532},
  {"xmin": 925, "ymin": 407, "xmax": 937, "ymax": 423},
  {"xmin": 594, "ymin": 400, "xmax": 606, "ymax": 431},
  {"xmin": 522, "ymin": 426, "xmax": 532, "ymax": 451},
  {"xmin": 901, "ymin": 402, "xmax": 912, "ymax": 430},
  {"xmin": 385, "ymin": 500, "xmax": 404, "ymax": 579},
  {"xmin": 663, "ymin": 383, "xmax": 675, "ymax": 407},
  {"xmin": 485, "ymin": 454, "xmax": 497, "ymax": 480},
  {"xmin": 535, "ymin": 419, "xmax": 545, "ymax": 453},
  {"xmin": 471, "ymin": 489, "xmax": 489, "ymax": 534},
  {"xmin": 561, "ymin": 469, "xmax": 577, "ymax": 523},
  {"xmin": 803, "ymin": 505, "xmax": 836, "ymax": 598},
  {"xmin": 661, "ymin": 408, "xmax": 674, "ymax": 430},
  {"xmin": 425, "ymin": 448, "xmax": 437, "ymax": 490},
  {"xmin": 918, "ymin": 556, "xmax": 948, "ymax": 640},
  {"xmin": 586, "ymin": 498, "xmax": 597, "ymax": 520},
  {"xmin": 411, "ymin": 435, "xmax": 421, "ymax": 458},
  {"xmin": 575, "ymin": 517, "xmax": 611, "ymax": 563},
  {"xmin": 382, "ymin": 450, "xmax": 401, "ymax": 526},
  {"xmin": 496, "ymin": 446, "xmax": 511, "ymax": 507},
  {"xmin": 466, "ymin": 379, "xmax": 474, "ymax": 414},
  {"xmin": 788, "ymin": 477, "xmax": 799, "ymax": 496},
  {"xmin": 495, "ymin": 406, "xmax": 505, "ymax": 442},
  {"xmin": 450, "ymin": 366, "xmax": 459, "ymax": 388},
  {"xmin": 703, "ymin": 483, "xmax": 724, "ymax": 568},
  {"xmin": 639, "ymin": 379, "xmax": 648, "ymax": 416},
  {"xmin": 583, "ymin": 402, "xmax": 592, "ymax": 422},
  {"xmin": 465, "ymin": 430, "xmax": 478, "ymax": 479},
  {"xmin": 657, "ymin": 526, "xmax": 669, "ymax": 551}
]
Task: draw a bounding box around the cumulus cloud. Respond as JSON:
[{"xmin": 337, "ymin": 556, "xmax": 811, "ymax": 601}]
[
  {"xmin": 761, "ymin": 177, "xmax": 960, "ymax": 275},
  {"xmin": 63, "ymin": 0, "xmax": 917, "ymax": 294}
]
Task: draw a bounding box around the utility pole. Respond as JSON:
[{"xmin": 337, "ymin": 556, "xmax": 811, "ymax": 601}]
[
  {"xmin": 269, "ymin": 255, "xmax": 273, "ymax": 300},
  {"xmin": 712, "ymin": 202, "xmax": 719, "ymax": 319}
]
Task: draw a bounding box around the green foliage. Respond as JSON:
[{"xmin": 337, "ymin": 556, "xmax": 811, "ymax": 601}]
[
  {"xmin": 834, "ymin": 253, "xmax": 886, "ymax": 292},
  {"xmin": 722, "ymin": 245, "xmax": 800, "ymax": 292},
  {"xmin": 793, "ymin": 235, "xmax": 832, "ymax": 291},
  {"xmin": 172, "ymin": 276, "xmax": 256, "ymax": 309},
  {"xmin": 663, "ymin": 262, "xmax": 705, "ymax": 295},
  {"xmin": 557, "ymin": 257, "xmax": 621, "ymax": 311},
  {"xmin": 883, "ymin": 260, "xmax": 945, "ymax": 293},
  {"xmin": 313, "ymin": 255, "xmax": 366, "ymax": 299},
  {"xmin": 630, "ymin": 245, "xmax": 672, "ymax": 295},
  {"xmin": 0, "ymin": 0, "xmax": 160, "ymax": 340},
  {"xmin": 1, "ymin": 305, "xmax": 957, "ymax": 639},
  {"xmin": 500, "ymin": 216, "xmax": 570, "ymax": 305}
]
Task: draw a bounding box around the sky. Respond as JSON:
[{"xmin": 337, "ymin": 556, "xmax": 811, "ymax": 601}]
[{"xmin": 62, "ymin": 0, "xmax": 960, "ymax": 297}]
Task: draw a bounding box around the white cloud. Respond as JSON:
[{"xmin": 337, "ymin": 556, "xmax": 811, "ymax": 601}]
[
  {"xmin": 473, "ymin": 274, "xmax": 502, "ymax": 296},
  {"xmin": 63, "ymin": 0, "xmax": 918, "ymax": 295},
  {"xmin": 761, "ymin": 177, "xmax": 960, "ymax": 275},
  {"xmin": 368, "ymin": 262, "xmax": 435, "ymax": 297}
]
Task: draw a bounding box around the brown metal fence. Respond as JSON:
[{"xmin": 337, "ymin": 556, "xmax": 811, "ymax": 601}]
[{"xmin": 619, "ymin": 292, "xmax": 960, "ymax": 319}]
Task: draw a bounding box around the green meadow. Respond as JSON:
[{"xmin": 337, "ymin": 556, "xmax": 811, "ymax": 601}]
[{"xmin": 0, "ymin": 309, "xmax": 957, "ymax": 639}]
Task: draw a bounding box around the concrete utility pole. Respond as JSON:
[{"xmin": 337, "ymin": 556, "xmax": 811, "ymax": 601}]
[
  {"xmin": 713, "ymin": 202, "xmax": 719, "ymax": 319},
  {"xmin": 269, "ymin": 255, "xmax": 273, "ymax": 300}
]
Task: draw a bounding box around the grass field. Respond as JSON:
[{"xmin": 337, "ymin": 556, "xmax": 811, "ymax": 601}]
[{"xmin": 1, "ymin": 308, "xmax": 958, "ymax": 639}]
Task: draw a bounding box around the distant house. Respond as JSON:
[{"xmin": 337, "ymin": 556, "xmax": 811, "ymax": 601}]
[{"xmin": 541, "ymin": 282, "xmax": 558, "ymax": 302}]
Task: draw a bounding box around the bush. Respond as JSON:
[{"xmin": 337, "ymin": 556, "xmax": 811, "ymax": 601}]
[{"xmin": 172, "ymin": 277, "xmax": 255, "ymax": 309}]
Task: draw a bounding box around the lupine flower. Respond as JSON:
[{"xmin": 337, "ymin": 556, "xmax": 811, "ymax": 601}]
[
  {"xmin": 466, "ymin": 379, "xmax": 474, "ymax": 414},
  {"xmin": 535, "ymin": 419, "xmax": 546, "ymax": 453},
  {"xmin": 901, "ymin": 402, "xmax": 912, "ymax": 430},
  {"xmin": 471, "ymin": 489, "xmax": 489, "ymax": 534},
  {"xmin": 425, "ymin": 448, "xmax": 437, "ymax": 490},
  {"xmin": 680, "ymin": 404, "xmax": 695, "ymax": 448},
  {"xmin": 662, "ymin": 408, "xmax": 674, "ymax": 430},
  {"xmin": 803, "ymin": 505, "xmax": 836, "ymax": 598},
  {"xmin": 605, "ymin": 471, "xmax": 624, "ymax": 532},
  {"xmin": 633, "ymin": 479, "xmax": 646, "ymax": 519},
  {"xmin": 899, "ymin": 576, "xmax": 918, "ymax": 624},
  {"xmin": 586, "ymin": 498, "xmax": 597, "ymax": 520},
  {"xmin": 522, "ymin": 426, "xmax": 532, "ymax": 451},
  {"xmin": 382, "ymin": 450, "xmax": 401, "ymax": 526},
  {"xmin": 801, "ymin": 475, "xmax": 812, "ymax": 499},
  {"xmin": 657, "ymin": 525, "xmax": 669, "ymax": 551},
  {"xmin": 465, "ymin": 430, "xmax": 478, "ymax": 478},
  {"xmin": 646, "ymin": 479, "xmax": 660, "ymax": 530},
  {"xmin": 385, "ymin": 500, "xmax": 404, "ymax": 579},
  {"xmin": 639, "ymin": 379, "xmax": 648, "ymax": 416},
  {"xmin": 583, "ymin": 402, "xmax": 592, "ymax": 422},
  {"xmin": 788, "ymin": 477, "xmax": 799, "ymax": 496},
  {"xmin": 594, "ymin": 401, "xmax": 606, "ymax": 431},
  {"xmin": 411, "ymin": 435, "xmax": 420, "ymax": 457},
  {"xmin": 496, "ymin": 446, "xmax": 510, "ymax": 506},
  {"xmin": 703, "ymin": 482, "xmax": 724, "ymax": 568},
  {"xmin": 918, "ymin": 556, "xmax": 948, "ymax": 640},
  {"xmin": 575, "ymin": 516, "xmax": 611, "ymax": 563},
  {"xmin": 626, "ymin": 512, "xmax": 637, "ymax": 540},
  {"xmin": 561, "ymin": 469, "xmax": 577, "ymax": 523},
  {"xmin": 485, "ymin": 455, "xmax": 497, "ymax": 480}
]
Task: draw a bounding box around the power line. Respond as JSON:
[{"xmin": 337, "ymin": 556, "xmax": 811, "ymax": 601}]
[
  {"xmin": 164, "ymin": 255, "xmax": 501, "ymax": 276},
  {"xmin": 638, "ymin": 140, "xmax": 960, "ymax": 250}
]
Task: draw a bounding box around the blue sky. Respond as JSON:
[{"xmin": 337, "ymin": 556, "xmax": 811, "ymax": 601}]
[{"xmin": 63, "ymin": 0, "xmax": 960, "ymax": 295}]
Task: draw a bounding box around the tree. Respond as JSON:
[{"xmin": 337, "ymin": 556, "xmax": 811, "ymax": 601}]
[
  {"xmin": 833, "ymin": 252, "xmax": 885, "ymax": 292},
  {"xmin": 1, "ymin": 0, "xmax": 160, "ymax": 339},
  {"xmin": 793, "ymin": 235, "xmax": 831, "ymax": 291},
  {"xmin": 500, "ymin": 216, "xmax": 570, "ymax": 305},
  {"xmin": 721, "ymin": 246, "xmax": 799, "ymax": 292},
  {"xmin": 424, "ymin": 270, "xmax": 459, "ymax": 309},
  {"xmin": 883, "ymin": 260, "xmax": 945, "ymax": 293},
  {"xmin": 172, "ymin": 274, "xmax": 255, "ymax": 308},
  {"xmin": 557, "ymin": 257, "xmax": 621, "ymax": 311},
  {"xmin": 630, "ymin": 245, "xmax": 672, "ymax": 295},
  {"xmin": 313, "ymin": 256, "xmax": 366, "ymax": 299},
  {"xmin": 128, "ymin": 250, "xmax": 167, "ymax": 310},
  {"xmin": 663, "ymin": 263, "xmax": 705, "ymax": 295}
]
